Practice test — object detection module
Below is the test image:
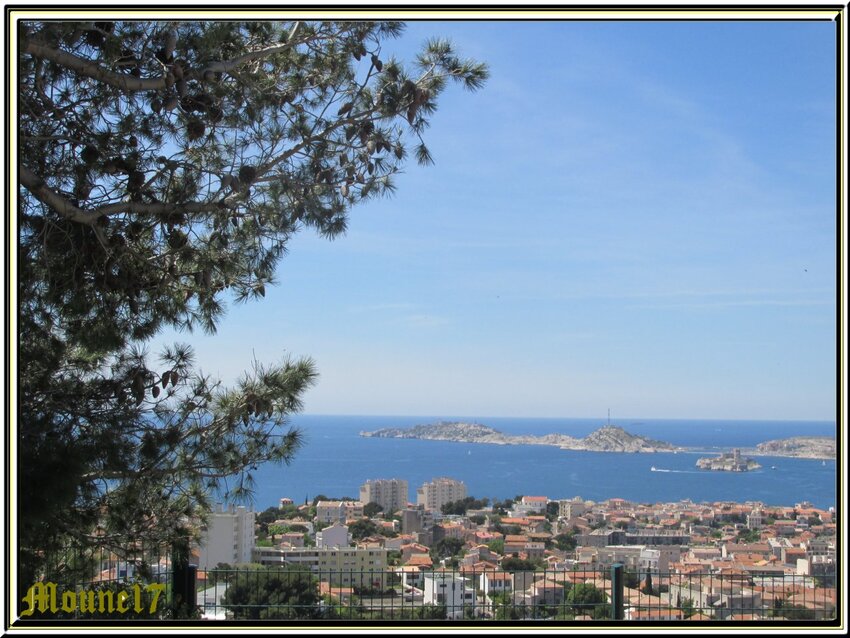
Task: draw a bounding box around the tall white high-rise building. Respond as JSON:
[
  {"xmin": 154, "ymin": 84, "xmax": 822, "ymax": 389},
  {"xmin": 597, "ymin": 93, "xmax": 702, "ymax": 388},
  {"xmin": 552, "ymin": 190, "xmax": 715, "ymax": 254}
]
[
  {"xmin": 196, "ymin": 503, "xmax": 255, "ymax": 568},
  {"xmin": 416, "ymin": 477, "xmax": 467, "ymax": 512},
  {"xmin": 360, "ymin": 478, "xmax": 409, "ymax": 514}
]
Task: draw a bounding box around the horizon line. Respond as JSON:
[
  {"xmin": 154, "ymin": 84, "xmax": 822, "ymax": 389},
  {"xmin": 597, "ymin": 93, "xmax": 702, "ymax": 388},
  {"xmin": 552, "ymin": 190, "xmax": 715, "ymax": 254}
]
[{"xmin": 292, "ymin": 413, "xmax": 837, "ymax": 425}]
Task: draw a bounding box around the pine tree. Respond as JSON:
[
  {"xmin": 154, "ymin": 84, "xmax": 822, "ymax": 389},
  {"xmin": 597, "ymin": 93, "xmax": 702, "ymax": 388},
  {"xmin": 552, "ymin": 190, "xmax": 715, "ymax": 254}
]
[{"xmin": 17, "ymin": 19, "xmax": 487, "ymax": 585}]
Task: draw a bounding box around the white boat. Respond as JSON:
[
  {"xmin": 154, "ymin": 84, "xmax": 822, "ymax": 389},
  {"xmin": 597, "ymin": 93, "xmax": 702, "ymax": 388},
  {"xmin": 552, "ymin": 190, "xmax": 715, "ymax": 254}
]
[{"xmin": 650, "ymin": 466, "xmax": 657, "ymax": 472}]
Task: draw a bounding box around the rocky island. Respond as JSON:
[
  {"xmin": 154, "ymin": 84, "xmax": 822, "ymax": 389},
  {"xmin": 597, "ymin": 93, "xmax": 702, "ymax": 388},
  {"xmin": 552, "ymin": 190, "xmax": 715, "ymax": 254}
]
[
  {"xmin": 359, "ymin": 421, "xmax": 684, "ymax": 453},
  {"xmin": 749, "ymin": 436, "xmax": 835, "ymax": 460},
  {"xmin": 696, "ymin": 449, "xmax": 761, "ymax": 472}
]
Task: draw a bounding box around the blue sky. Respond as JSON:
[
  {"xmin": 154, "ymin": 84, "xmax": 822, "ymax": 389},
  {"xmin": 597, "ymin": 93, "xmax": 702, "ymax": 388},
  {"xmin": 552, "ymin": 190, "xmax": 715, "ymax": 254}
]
[{"xmin": 154, "ymin": 20, "xmax": 838, "ymax": 421}]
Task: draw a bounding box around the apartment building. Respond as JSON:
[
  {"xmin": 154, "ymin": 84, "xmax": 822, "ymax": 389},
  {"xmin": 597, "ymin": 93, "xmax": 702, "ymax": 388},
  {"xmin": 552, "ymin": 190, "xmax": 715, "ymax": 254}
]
[
  {"xmin": 558, "ymin": 497, "xmax": 588, "ymax": 520},
  {"xmin": 416, "ymin": 477, "xmax": 467, "ymax": 512},
  {"xmin": 252, "ymin": 546, "xmax": 388, "ymax": 586},
  {"xmin": 578, "ymin": 528, "xmax": 690, "ymax": 548},
  {"xmin": 805, "ymin": 536, "xmax": 836, "ymax": 558},
  {"xmin": 315, "ymin": 500, "xmax": 364, "ymax": 524},
  {"xmin": 196, "ymin": 503, "xmax": 255, "ymax": 568},
  {"xmin": 360, "ymin": 478, "xmax": 409, "ymax": 515}
]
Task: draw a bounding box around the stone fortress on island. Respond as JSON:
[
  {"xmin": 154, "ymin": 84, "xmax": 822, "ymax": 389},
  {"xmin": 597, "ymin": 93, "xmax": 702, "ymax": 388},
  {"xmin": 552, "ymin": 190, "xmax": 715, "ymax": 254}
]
[{"xmin": 696, "ymin": 448, "xmax": 761, "ymax": 472}]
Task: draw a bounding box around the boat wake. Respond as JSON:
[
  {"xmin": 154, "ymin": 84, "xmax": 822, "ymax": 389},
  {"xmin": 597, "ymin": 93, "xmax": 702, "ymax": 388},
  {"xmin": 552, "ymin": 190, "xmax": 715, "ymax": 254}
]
[{"xmin": 650, "ymin": 467, "xmax": 702, "ymax": 474}]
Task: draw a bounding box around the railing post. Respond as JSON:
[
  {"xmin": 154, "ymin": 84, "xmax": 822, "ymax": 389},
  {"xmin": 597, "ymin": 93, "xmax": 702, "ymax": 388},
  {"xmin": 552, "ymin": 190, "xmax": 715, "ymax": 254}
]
[
  {"xmin": 171, "ymin": 539, "xmax": 197, "ymax": 618},
  {"xmin": 611, "ymin": 563, "xmax": 624, "ymax": 620}
]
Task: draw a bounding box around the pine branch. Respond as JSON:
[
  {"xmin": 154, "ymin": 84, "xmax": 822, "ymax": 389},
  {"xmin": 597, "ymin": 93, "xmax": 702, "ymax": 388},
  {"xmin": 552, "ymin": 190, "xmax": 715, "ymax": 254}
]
[
  {"xmin": 23, "ymin": 40, "xmax": 170, "ymax": 92},
  {"xmin": 24, "ymin": 22, "xmax": 308, "ymax": 95}
]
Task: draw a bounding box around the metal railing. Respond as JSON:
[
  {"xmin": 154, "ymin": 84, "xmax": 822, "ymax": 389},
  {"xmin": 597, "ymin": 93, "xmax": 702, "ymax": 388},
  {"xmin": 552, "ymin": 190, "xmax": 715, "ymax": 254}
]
[{"xmin": 193, "ymin": 564, "xmax": 837, "ymax": 622}]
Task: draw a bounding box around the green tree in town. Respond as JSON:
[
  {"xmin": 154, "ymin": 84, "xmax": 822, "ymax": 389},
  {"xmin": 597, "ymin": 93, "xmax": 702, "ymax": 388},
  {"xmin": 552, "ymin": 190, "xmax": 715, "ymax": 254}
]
[
  {"xmin": 624, "ymin": 571, "xmax": 641, "ymax": 589},
  {"xmin": 491, "ymin": 499, "xmax": 513, "ymax": 515},
  {"xmin": 267, "ymin": 523, "xmax": 287, "ymax": 541},
  {"xmin": 222, "ymin": 565, "xmax": 320, "ymax": 619},
  {"xmin": 347, "ymin": 519, "xmax": 379, "ymax": 541},
  {"xmin": 500, "ymin": 556, "xmax": 540, "ymax": 572},
  {"xmin": 363, "ymin": 502, "xmax": 384, "ymax": 518},
  {"xmin": 679, "ymin": 596, "xmax": 697, "ymax": 618},
  {"xmin": 415, "ymin": 604, "xmax": 448, "ymax": 620},
  {"xmin": 440, "ymin": 496, "xmax": 489, "ymax": 515},
  {"xmin": 553, "ymin": 530, "xmax": 578, "ymax": 552},
  {"xmin": 565, "ymin": 583, "xmax": 610, "ymax": 619},
  {"xmin": 17, "ymin": 18, "xmax": 488, "ymax": 586},
  {"xmin": 430, "ymin": 537, "xmax": 465, "ymax": 562},
  {"xmin": 492, "ymin": 592, "xmax": 522, "ymax": 620},
  {"xmin": 736, "ymin": 528, "xmax": 761, "ymax": 543},
  {"xmin": 256, "ymin": 507, "xmax": 282, "ymax": 535},
  {"xmin": 208, "ymin": 562, "xmax": 232, "ymax": 585}
]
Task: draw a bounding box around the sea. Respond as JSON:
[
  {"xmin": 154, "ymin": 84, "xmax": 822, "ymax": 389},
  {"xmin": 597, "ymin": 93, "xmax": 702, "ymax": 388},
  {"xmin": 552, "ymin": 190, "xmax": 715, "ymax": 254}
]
[{"xmin": 238, "ymin": 416, "xmax": 839, "ymax": 512}]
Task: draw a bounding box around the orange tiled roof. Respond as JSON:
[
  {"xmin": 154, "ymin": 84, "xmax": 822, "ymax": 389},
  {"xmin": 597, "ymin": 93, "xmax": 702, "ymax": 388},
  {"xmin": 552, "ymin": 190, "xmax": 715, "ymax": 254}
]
[
  {"xmin": 406, "ymin": 554, "xmax": 433, "ymax": 567},
  {"xmin": 484, "ymin": 571, "xmax": 513, "ymax": 581}
]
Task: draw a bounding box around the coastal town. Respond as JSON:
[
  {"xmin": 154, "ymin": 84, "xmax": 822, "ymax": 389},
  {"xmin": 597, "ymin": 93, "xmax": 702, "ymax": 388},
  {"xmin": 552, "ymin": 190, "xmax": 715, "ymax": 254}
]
[{"xmin": 190, "ymin": 477, "xmax": 838, "ymax": 621}]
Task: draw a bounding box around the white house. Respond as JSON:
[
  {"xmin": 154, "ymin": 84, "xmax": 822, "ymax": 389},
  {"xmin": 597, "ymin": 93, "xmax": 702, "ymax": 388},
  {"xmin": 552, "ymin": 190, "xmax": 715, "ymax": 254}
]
[
  {"xmin": 395, "ymin": 565, "xmax": 425, "ymax": 590},
  {"xmin": 423, "ymin": 572, "xmax": 476, "ymax": 619},
  {"xmin": 479, "ymin": 571, "xmax": 513, "ymax": 599},
  {"xmin": 510, "ymin": 496, "xmax": 549, "ymax": 517},
  {"xmin": 639, "ymin": 547, "xmax": 661, "ymax": 577},
  {"xmin": 316, "ymin": 522, "xmax": 351, "ymax": 548}
]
